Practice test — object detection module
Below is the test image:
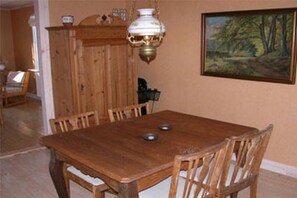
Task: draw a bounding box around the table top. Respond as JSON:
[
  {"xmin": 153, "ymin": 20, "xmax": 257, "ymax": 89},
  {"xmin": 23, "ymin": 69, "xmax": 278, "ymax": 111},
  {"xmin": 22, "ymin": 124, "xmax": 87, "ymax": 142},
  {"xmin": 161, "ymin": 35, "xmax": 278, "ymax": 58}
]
[{"xmin": 41, "ymin": 110, "xmax": 256, "ymax": 188}]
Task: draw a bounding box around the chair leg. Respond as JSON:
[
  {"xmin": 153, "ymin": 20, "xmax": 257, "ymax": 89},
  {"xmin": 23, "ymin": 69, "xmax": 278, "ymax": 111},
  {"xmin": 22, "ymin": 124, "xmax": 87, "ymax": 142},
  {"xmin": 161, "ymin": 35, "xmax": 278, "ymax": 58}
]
[
  {"xmin": 0, "ymin": 107, "xmax": 3, "ymax": 126},
  {"xmin": 4, "ymin": 97, "xmax": 8, "ymax": 107},
  {"xmin": 63, "ymin": 165, "xmax": 70, "ymax": 196},
  {"xmin": 250, "ymin": 179, "xmax": 258, "ymax": 198},
  {"xmin": 230, "ymin": 192, "xmax": 238, "ymax": 198},
  {"xmin": 64, "ymin": 176, "xmax": 70, "ymax": 196}
]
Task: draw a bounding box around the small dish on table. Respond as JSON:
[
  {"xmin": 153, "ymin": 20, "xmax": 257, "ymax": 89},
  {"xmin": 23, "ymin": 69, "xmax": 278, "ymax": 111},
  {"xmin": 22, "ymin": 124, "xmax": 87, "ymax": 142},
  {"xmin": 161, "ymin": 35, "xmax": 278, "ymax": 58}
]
[
  {"xmin": 143, "ymin": 133, "xmax": 159, "ymax": 141},
  {"xmin": 158, "ymin": 124, "xmax": 172, "ymax": 131}
]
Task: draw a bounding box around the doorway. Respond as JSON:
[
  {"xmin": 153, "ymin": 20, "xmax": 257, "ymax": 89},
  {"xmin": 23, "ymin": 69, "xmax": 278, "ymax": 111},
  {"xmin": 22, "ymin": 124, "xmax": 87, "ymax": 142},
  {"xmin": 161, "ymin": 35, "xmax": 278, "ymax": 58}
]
[{"xmin": 0, "ymin": 1, "xmax": 46, "ymax": 157}]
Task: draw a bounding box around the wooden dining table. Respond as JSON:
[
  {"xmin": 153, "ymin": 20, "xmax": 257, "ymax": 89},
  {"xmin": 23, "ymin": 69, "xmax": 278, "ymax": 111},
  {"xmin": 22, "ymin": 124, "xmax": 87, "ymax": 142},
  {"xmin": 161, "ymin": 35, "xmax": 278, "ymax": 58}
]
[{"xmin": 40, "ymin": 110, "xmax": 257, "ymax": 198}]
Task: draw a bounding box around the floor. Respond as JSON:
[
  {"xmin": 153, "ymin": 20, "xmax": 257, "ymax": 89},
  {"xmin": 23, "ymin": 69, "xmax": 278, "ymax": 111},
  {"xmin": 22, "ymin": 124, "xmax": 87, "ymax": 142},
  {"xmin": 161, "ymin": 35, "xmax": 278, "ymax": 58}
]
[
  {"xmin": 1, "ymin": 148, "xmax": 297, "ymax": 198},
  {"xmin": 0, "ymin": 99, "xmax": 44, "ymax": 157},
  {"xmin": 0, "ymin": 148, "xmax": 115, "ymax": 198}
]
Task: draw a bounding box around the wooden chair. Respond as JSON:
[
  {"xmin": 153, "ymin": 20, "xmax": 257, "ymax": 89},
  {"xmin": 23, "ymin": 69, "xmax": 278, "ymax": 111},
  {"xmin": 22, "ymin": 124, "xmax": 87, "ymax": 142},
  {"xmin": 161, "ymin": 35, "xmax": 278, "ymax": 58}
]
[
  {"xmin": 2, "ymin": 71, "xmax": 30, "ymax": 107},
  {"xmin": 108, "ymin": 102, "xmax": 150, "ymax": 122},
  {"xmin": 139, "ymin": 140, "xmax": 230, "ymax": 198},
  {"xmin": 216, "ymin": 124, "xmax": 273, "ymax": 198},
  {"xmin": 49, "ymin": 111, "xmax": 110, "ymax": 198}
]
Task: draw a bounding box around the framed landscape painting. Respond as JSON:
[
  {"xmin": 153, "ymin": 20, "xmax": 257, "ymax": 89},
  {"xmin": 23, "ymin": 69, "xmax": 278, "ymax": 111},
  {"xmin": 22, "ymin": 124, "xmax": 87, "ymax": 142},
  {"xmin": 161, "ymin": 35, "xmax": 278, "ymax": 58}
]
[{"xmin": 201, "ymin": 8, "xmax": 297, "ymax": 84}]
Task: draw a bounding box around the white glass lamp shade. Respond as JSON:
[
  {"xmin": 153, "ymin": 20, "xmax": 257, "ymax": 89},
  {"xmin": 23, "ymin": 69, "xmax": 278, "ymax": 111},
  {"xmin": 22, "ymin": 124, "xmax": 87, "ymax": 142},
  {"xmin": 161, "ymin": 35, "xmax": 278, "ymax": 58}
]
[{"xmin": 128, "ymin": 9, "xmax": 165, "ymax": 36}]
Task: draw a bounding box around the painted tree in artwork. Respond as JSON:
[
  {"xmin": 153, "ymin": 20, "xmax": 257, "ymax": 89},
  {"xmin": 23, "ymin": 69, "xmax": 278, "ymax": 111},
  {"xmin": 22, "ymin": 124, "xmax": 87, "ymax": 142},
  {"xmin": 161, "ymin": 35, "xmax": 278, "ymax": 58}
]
[
  {"xmin": 259, "ymin": 15, "xmax": 277, "ymax": 54},
  {"xmin": 280, "ymin": 14, "xmax": 289, "ymax": 56}
]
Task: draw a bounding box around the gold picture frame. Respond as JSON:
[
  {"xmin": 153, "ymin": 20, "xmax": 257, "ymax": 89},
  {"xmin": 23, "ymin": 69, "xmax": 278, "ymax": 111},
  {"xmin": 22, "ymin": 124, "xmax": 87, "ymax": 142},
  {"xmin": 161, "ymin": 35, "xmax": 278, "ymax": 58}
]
[{"xmin": 201, "ymin": 8, "xmax": 297, "ymax": 84}]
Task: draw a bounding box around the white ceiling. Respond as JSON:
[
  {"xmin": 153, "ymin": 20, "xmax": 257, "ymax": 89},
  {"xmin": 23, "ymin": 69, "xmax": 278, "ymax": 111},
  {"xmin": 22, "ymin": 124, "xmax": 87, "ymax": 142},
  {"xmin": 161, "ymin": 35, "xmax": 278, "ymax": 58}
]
[{"xmin": 0, "ymin": 0, "xmax": 34, "ymax": 10}]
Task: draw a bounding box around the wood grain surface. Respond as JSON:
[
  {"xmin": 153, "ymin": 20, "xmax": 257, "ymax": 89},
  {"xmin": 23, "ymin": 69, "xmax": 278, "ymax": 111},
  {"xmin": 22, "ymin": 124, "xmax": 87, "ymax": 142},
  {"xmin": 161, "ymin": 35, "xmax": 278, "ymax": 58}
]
[{"xmin": 41, "ymin": 110, "xmax": 257, "ymax": 197}]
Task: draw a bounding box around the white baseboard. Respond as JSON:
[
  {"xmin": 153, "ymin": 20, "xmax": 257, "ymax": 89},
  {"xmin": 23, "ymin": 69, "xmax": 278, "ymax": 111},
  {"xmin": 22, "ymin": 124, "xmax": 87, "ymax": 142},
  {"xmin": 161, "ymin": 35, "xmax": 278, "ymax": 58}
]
[
  {"xmin": 26, "ymin": 93, "xmax": 41, "ymax": 101},
  {"xmin": 260, "ymin": 159, "xmax": 297, "ymax": 178}
]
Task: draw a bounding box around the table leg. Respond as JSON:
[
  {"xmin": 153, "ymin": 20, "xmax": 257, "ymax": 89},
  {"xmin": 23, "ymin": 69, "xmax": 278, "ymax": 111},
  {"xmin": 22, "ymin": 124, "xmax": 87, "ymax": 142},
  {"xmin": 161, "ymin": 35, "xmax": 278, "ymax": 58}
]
[
  {"xmin": 49, "ymin": 149, "xmax": 69, "ymax": 198},
  {"xmin": 118, "ymin": 181, "xmax": 139, "ymax": 198}
]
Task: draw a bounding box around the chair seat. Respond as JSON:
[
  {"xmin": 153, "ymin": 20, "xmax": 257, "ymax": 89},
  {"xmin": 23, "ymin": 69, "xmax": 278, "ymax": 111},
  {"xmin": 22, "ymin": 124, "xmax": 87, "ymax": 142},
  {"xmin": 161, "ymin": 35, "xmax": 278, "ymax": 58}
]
[
  {"xmin": 67, "ymin": 166, "xmax": 105, "ymax": 186},
  {"xmin": 5, "ymin": 86, "xmax": 23, "ymax": 94},
  {"xmin": 223, "ymin": 163, "xmax": 245, "ymax": 185},
  {"xmin": 139, "ymin": 176, "xmax": 202, "ymax": 198},
  {"xmin": 139, "ymin": 177, "xmax": 171, "ymax": 198},
  {"xmin": 179, "ymin": 162, "xmax": 244, "ymax": 187}
]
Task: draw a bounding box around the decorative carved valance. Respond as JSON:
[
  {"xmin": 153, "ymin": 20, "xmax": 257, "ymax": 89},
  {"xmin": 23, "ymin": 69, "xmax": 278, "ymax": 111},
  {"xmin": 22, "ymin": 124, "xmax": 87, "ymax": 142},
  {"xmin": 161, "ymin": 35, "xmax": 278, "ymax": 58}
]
[{"xmin": 78, "ymin": 14, "xmax": 126, "ymax": 26}]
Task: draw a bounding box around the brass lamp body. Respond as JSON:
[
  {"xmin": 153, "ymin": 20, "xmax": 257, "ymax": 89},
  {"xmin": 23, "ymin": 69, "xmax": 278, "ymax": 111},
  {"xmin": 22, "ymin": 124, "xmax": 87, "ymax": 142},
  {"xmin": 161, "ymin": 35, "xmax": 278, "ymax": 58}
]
[{"xmin": 139, "ymin": 43, "xmax": 157, "ymax": 63}]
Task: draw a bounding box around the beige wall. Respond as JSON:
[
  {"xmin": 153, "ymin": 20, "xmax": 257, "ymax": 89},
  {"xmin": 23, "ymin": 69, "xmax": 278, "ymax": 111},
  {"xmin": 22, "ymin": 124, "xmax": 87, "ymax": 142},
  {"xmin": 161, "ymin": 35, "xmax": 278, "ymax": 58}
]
[
  {"xmin": 0, "ymin": 10, "xmax": 16, "ymax": 70},
  {"xmin": 48, "ymin": 0, "xmax": 126, "ymax": 26},
  {"xmin": 138, "ymin": 0, "xmax": 297, "ymax": 167}
]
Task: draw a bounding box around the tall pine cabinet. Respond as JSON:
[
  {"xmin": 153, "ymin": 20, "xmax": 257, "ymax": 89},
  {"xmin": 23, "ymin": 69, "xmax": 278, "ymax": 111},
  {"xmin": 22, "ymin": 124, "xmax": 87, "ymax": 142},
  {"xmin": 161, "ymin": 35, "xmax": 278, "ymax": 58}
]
[{"xmin": 47, "ymin": 25, "xmax": 137, "ymax": 122}]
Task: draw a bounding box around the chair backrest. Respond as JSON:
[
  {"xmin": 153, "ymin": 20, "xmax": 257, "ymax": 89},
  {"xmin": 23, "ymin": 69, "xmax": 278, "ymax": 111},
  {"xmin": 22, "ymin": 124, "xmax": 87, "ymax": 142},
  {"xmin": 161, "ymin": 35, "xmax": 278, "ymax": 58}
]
[
  {"xmin": 5, "ymin": 71, "xmax": 30, "ymax": 95},
  {"xmin": 169, "ymin": 140, "xmax": 230, "ymax": 198},
  {"xmin": 49, "ymin": 111, "xmax": 99, "ymax": 134},
  {"xmin": 108, "ymin": 103, "xmax": 150, "ymax": 122},
  {"xmin": 219, "ymin": 124, "xmax": 273, "ymax": 189}
]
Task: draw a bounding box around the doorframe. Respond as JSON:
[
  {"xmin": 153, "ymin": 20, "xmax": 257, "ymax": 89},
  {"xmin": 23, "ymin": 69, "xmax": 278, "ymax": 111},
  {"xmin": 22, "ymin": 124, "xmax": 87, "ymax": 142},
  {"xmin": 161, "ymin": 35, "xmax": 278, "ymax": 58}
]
[{"xmin": 34, "ymin": 0, "xmax": 54, "ymax": 134}]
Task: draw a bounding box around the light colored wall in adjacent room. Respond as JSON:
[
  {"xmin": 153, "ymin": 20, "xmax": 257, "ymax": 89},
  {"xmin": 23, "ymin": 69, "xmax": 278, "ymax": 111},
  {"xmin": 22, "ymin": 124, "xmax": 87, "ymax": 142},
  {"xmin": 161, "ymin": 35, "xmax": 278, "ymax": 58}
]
[
  {"xmin": 11, "ymin": 6, "xmax": 34, "ymax": 72},
  {"xmin": 0, "ymin": 10, "xmax": 15, "ymax": 70},
  {"xmin": 137, "ymin": 0, "xmax": 297, "ymax": 167}
]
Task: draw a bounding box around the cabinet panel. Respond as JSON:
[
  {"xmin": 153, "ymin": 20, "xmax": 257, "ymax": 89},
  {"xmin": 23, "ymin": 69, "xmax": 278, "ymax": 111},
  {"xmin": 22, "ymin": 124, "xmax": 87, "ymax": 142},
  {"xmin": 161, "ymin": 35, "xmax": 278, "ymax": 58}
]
[
  {"xmin": 77, "ymin": 44, "xmax": 108, "ymax": 120},
  {"xmin": 127, "ymin": 46, "xmax": 138, "ymax": 105},
  {"xmin": 108, "ymin": 45, "xmax": 129, "ymax": 108},
  {"xmin": 49, "ymin": 30, "xmax": 74, "ymax": 117},
  {"xmin": 107, "ymin": 45, "xmax": 137, "ymax": 108}
]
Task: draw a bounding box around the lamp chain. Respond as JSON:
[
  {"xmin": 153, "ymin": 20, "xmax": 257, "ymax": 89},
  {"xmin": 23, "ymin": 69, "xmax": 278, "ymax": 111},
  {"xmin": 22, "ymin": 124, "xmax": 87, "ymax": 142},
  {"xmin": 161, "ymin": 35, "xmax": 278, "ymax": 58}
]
[
  {"xmin": 149, "ymin": 0, "xmax": 152, "ymax": 8},
  {"xmin": 129, "ymin": 0, "xmax": 160, "ymax": 21},
  {"xmin": 154, "ymin": 0, "xmax": 160, "ymax": 19},
  {"xmin": 129, "ymin": 0, "xmax": 136, "ymax": 24}
]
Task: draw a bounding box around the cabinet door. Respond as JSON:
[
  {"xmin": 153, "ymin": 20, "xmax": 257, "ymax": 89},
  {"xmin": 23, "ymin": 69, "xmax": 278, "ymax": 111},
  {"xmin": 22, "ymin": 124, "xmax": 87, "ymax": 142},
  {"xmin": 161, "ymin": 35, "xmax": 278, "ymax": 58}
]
[
  {"xmin": 76, "ymin": 42, "xmax": 107, "ymax": 120},
  {"xmin": 106, "ymin": 44, "xmax": 136, "ymax": 109},
  {"xmin": 49, "ymin": 30, "xmax": 75, "ymax": 117},
  {"xmin": 76, "ymin": 43, "xmax": 137, "ymax": 122}
]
